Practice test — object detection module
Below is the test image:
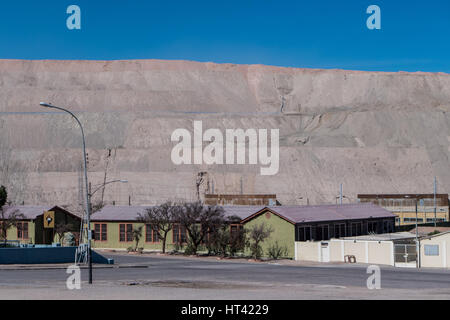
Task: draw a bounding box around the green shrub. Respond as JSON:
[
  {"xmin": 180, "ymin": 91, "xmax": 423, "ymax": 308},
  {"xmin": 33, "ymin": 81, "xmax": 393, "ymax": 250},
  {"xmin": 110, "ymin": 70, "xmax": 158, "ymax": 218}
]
[
  {"xmin": 173, "ymin": 240, "xmax": 184, "ymax": 253},
  {"xmin": 267, "ymin": 241, "xmax": 288, "ymax": 260},
  {"xmin": 184, "ymin": 242, "xmax": 196, "ymax": 255}
]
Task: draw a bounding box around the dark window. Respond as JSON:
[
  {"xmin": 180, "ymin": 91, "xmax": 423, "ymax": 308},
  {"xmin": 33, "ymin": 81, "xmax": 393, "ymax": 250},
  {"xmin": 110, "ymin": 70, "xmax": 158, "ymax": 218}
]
[
  {"xmin": 17, "ymin": 223, "xmax": 22, "ymax": 239},
  {"xmin": 298, "ymin": 227, "xmax": 304, "ymax": 241},
  {"xmin": 145, "ymin": 225, "xmax": 152, "ymax": 242},
  {"xmin": 403, "ymin": 218, "xmax": 424, "ymax": 222},
  {"xmin": 94, "ymin": 223, "xmax": 107, "ymax": 241},
  {"xmin": 180, "ymin": 225, "xmax": 187, "ymax": 243},
  {"xmin": 120, "ymin": 223, "xmax": 133, "ymax": 242},
  {"xmin": 126, "ymin": 224, "xmax": 133, "ymax": 242},
  {"xmin": 323, "ymin": 225, "xmax": 329, "ymax": 240},
  {"xmin": 383, "ymin": 220, "xmax": 394, "ymax": 233},
  {"xmin": 297, "ymin": 226, "xmax": 312, "ymax": 241},
  {"xmin": 315, "ymin": 225, "xmax": 329, "ymax": 241},
  {"xmin": 119, "ymin": 224, "xmax": 125, "ymax": 242},
  {"xmin": 94, "ymin": 224, "xmax": 100, "ymax": 240},
  {"xmin": 334, "ymin": 224, "xmax": 346, "ymax": 238},
  {"xmin": 173, "ymin": 224, "xmax": 179, "ymax": 243},
  {"xmin": 101, "ymin": 224, "xmax": 107, "ymax": 241},
  {"xmin": 17, "ymin": 222, "xmax": 28, "ymax": 240},
  {"xmin": 173, "ymin": 224, "xmax": 187, "ymax": 244},
  {"xmin": 146, "ymin": 224, "xmax": 159, "ymax": 243},
  {"xmin": 315, "ymin": 226, "xmax": 322, "ymax": 241},
  {"xmin": 351, "ymin": 222, "xmax": 362, "ymax": 236},
  {"xmin": 368, "ymin": 221, "xmax": 377, "ymax": 233}
]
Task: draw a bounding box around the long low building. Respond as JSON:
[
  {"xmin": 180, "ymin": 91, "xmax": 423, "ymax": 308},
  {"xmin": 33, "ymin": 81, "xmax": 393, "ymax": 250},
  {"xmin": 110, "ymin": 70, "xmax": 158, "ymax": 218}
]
[
  {"xmin": 90, "ymin": 205, "xmax": 265, "ymax": 252},
  {"xmin": 90, "ymin": 203, "xmax": 396, "ymax": 258},
  {"xmin": 1, "ymin": 203, "xmax": 396, "ymax": 259}
]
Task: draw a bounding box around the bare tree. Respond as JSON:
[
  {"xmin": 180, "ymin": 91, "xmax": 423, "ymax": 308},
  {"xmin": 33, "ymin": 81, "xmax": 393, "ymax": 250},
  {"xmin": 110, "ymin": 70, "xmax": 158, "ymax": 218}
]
[
  {"xmin": 176, "ymin": 202, "xmax": 225, "ymax": 255},
  {"xmin": 0, "ymin": 186, "xmax": 25, "ymax": 246},
  {"xmin": 247, "ymin": 223, "xmax": 274, "ymax": 260},
  {"xmin": 137, "ymin": 201, "xmax": 179, "ymax": 253},
  {"xmin": 206, "ymin": 215, "xmax": 245, "ymax": 257}
]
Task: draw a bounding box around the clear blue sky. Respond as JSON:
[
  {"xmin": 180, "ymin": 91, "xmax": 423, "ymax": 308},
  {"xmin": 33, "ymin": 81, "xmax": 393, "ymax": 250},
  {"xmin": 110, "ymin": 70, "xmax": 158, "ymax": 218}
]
[{"xmin": 0, "ymin": 0, "xmax": 448, "ymax": 72}]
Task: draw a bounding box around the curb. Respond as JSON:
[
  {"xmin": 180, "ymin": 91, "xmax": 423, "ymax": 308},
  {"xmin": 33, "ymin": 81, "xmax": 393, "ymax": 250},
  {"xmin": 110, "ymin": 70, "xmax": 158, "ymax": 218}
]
[{"xmin": 0, "ymin": 263, "xmax": 150, "ymax": 271}]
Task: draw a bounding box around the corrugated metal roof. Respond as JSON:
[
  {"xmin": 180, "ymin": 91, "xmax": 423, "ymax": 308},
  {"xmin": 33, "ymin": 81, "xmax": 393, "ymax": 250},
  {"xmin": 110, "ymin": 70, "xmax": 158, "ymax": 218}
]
[
  {"xmin": 261, "ymin": 203, "xmax": 396, "ymax": 224},
  {"xmin": 91, "ymin": 205, "xmax": 152, "ymax": 221},
  {"xmin": 1, "ymin": 205, "xmax": 54, "ymax": 220},
  {"xmin": 91, "ymin": 203, "xmax": 393, "ymax": 223},
  {"xmin": 221, "ymin": 206, "xmax": 266, "ymax": 220},
  {"xmin": 91, "ymin": 205, "xmax": 266, "ymax": 221}
]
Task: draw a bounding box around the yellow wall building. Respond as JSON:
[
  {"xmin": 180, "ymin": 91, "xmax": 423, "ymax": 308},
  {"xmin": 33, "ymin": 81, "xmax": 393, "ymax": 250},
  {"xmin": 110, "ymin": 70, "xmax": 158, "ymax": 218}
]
[{"xmin": 358, "ymin": 194, "xmax": 449, "ymax": 226}]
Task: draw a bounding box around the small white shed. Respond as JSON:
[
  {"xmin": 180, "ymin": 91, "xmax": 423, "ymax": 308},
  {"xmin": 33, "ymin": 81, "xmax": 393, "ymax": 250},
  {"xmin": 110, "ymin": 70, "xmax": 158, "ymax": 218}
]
[{"xmin": 420, "ymin": 231, "xmax": 450, "ymax": 269}]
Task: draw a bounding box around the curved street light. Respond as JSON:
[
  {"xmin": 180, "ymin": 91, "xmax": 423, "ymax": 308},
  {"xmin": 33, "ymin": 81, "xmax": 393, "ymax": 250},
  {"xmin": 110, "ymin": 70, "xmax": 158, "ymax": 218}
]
[
  {"xmin": 90, "ymin": 180, "xmax": 128, "ymax": 198},
  {"xmin": 40, "ymin": 102, "xmax": 93, "ymax": 284}
]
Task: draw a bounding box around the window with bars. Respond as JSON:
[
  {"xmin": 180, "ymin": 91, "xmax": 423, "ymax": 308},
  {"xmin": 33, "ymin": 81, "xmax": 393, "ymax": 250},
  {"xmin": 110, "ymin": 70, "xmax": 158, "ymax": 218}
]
[
  {"xmin": 94, "ymin": 223, "xmax": 107, "ymax": 241},
  {"xmin": 119, "ymin": 223, "xmax": 133, "ymax": 242},
  {"xmin": 17, "ymin": 222, "xmax": 29, "ymax": 240},
  {"xmin": 145, "ymin": 224, "xmax": 159, "ymax": 243},
  {"xmin": 172, "ymin": 224, "xmax": 187, "ymax": 244}
]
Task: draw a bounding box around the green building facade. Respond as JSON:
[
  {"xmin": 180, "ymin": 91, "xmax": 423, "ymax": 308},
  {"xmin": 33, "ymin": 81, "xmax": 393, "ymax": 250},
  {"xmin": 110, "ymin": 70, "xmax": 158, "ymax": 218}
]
[{"xmin": 243, "ymin": 209, "xmax": 295, "ymax": 258}]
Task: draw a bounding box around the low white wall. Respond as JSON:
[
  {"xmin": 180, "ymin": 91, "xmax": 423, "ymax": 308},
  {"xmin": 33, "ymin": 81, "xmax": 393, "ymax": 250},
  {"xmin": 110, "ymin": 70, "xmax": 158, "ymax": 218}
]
[
  {"xmin": 295, "ymin": 239, "xmax": 394, "ymax": 266},
  {"xmin": 295, "ymin": 242, "xmax": 320, "ymax": 262}
]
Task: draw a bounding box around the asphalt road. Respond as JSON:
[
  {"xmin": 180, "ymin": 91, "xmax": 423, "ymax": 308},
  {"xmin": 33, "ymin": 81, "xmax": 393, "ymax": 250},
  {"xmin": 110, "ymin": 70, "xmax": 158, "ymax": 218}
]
[{"xmin": 0, "ymin": 253, "xmax": 449, "ymax": 299}]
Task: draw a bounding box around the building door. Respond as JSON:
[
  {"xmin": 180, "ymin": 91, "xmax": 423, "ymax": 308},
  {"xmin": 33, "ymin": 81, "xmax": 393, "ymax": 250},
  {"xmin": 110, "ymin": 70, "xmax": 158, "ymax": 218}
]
[
  {"xmin": 394, "ymin": 243, "xmax": 417, "ymax": 268},
  {"xmin": 321, "ymin": 242, "xmax": 330, "ymax": 262},
  {"xmin": 43, "ymin": 228, "xmax": 54, "ymax": 245}
]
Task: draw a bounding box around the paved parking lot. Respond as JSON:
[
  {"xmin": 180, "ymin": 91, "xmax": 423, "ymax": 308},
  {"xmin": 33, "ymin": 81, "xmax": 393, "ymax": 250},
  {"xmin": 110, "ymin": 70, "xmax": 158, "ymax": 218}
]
[{"xmin": 0, "ymin": 252, "xmax": 449, "ymax": 299}]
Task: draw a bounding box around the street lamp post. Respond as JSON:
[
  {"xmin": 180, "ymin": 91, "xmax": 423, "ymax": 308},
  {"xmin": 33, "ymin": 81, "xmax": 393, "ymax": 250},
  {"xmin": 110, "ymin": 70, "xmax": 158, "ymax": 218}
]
[{"xmin": 40, "ymin": 102, "xmax": 93, "ymax": 283}]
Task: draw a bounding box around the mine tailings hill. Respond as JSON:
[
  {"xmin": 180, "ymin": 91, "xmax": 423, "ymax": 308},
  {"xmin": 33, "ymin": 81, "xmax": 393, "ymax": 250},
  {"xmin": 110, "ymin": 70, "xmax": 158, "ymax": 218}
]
[{"xmin": 0, "ymin": 59, "xmax": 449, "ymax": 208}]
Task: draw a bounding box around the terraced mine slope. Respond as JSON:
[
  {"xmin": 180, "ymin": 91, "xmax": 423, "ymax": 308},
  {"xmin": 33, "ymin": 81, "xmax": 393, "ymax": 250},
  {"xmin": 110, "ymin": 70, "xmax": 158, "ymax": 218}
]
[{"xmin": 0, "ymin": 59, "xmax": 449, "ymax": 210}]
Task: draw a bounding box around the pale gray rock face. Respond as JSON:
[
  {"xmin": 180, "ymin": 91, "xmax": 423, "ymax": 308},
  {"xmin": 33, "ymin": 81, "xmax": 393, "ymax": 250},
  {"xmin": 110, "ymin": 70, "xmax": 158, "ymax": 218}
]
[{"xmin": 0, "ymin": 59, "xmax": 449, "ymax": 211}]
